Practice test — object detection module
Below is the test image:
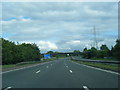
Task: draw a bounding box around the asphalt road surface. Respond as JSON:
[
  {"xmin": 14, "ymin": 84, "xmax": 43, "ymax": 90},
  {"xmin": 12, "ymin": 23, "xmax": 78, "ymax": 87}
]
[{"xmin": 2, "ymin": 58, "xmax": 119, "ymax": 89}]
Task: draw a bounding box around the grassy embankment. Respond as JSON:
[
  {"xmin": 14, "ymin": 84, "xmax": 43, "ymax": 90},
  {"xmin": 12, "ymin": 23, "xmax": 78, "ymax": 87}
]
[
  {"xmin": 2, "ymin": 58, "xmax": 56, "ymax": 72},
  {"xmin": 72, "ymin": 59, "xmax": 120, "ymax": 73},
  {"xmin": 91, "ymin": 57, "xmax": 119, "ymax": 61}
]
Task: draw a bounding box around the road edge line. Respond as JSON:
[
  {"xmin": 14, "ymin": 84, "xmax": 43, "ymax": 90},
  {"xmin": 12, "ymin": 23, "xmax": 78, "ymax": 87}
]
[
  {"xmin": 71, "ymin": 60, "xmax": 120, "ymax": 75},
  {"xmin": 2, "ymin": 61, "xmax": 54, "ymax": 74}
]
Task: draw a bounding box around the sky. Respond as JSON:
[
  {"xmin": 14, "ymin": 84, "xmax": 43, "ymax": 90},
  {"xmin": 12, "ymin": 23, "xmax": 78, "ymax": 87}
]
[{"xmin": 1, "ymin": 2, "xmax": 118, "ymax": 53}]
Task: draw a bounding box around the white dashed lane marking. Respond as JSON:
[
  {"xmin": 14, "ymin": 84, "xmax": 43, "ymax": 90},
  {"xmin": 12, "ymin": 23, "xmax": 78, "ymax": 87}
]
[
  {"xmin": 66, "ymin": 66, "xmax": 68, "ymax": 68},
  {"xmin": 83, "ymin": 86, "xmax": 89, "ymax": 90},
  {"xmin": 69, "ymin": 70, "xmax": 72, "ymax": 73},
  {"xmin": 46, "ymin": 66, "xmax": 49, "ymax": 68},
  {"xmin": 4, "ymin": 87, "xmax": 12, "ymax": 90},
  {"xmin": 36, "ymin": 70, "xmax": 40, "ymax": 73}
]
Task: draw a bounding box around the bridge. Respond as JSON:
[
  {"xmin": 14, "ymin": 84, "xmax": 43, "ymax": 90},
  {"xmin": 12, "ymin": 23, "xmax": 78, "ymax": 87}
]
[{"xmin": 41, "ymin": 52, "xmax": 81, "ymax": 57}]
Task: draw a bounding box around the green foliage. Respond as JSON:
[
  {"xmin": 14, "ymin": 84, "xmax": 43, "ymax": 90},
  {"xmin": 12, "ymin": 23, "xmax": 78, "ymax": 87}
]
[
  {"xmin": 82, "ymin": 47, "xmax": 97, "ymax": 59},
  {"xmin": 82, "ymin": 46, "xmax": 110, "ymax": 59},
  {"xmin": 0, "ymin": 38, "xmax": 2, "ymax": 65},
  {"xmin": 73, "ymin": 50, "xmax": 80, "ymax": 53},
  {"xmin": 82, "ymin": 40, "xmax": 120, "ymax": 60},
  {"xmin": 98, "ymin": 44, "xmax": 110, "ymax": 58},
  {"xmin": 73, "ymin": 50, "xmax": 81, "ymax": 56},
  {"xmin": 83, "ymin": 48, "xmax": 87, "ymax": 52},
  {"xmin": 112, "ymin": 39, "xmax": 120, "ymax": 59},
  {"xmin": 2, "ymin": 38, "xmax": 41, "ymax": 65},
  {"xmin": 100, "ymin": 44, "xmax": 109, "ymax": 51},
  {"xmin": 46, "ymin": 51, "xmax": 56, "ymax": 57},
  {"xmin": 47, "ymin": 51, "xmax": 54, "ymax": 54},
  {"xmin": 90, "ymin": 47, "xmax": 97, "ymax": 58}
]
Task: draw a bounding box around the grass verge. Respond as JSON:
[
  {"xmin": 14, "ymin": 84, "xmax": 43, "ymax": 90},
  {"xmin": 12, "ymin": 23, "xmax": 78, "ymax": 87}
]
[
  {"xmin": 72, "ymin": 60, "xmax": 120, "ymax": 73},
  {"xmin": 91, "ymin": 57, "xmax": 119, "ymax": 61},
  {"xmin": 2, "ymin": 58, "xmax": 56, "ymax": 72}
]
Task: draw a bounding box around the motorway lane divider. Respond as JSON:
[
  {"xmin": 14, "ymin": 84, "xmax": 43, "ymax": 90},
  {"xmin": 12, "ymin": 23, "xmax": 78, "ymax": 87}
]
[
  {"xmin": 66, "ymin": 66, "xmax": 68, "ymax": 68},
  {"xmin": 3, "ymin": 86, "xmax": 12, "ymax": 90},
  {"xmin": 46, "ymin": 66, "xmax": 49, "ymax": 68},
  {"xmin": 69, "ymin": 70, "xmax": 73, "ymax": 73},
  {"xmin": 83, "ymin": 86, "xmax": 89, "ymax": 90},
  {"xmin": 36, "ymin": 70, "xmax": 41, "ymax": 73}
]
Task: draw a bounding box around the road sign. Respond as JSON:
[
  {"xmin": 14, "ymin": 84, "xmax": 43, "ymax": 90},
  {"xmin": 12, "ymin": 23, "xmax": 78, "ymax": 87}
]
[{"xmin": 44, "ymin": 54, "xmax": 51, "ymax": 59}]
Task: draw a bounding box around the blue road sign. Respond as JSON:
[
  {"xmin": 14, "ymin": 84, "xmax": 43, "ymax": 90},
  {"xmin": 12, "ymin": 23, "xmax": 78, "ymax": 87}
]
[{"xmin": 44, "ymin": 54, "xmax": 51, "ymax": 59}]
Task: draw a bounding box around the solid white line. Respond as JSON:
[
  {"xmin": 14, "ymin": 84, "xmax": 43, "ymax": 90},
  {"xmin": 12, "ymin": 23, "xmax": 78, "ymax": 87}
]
[
  {"xmin": 2, "ymin": 61, "xmax": 54, "ymax": 74},
  {"xmin": 36, "ymin": 70, "xmax": 40, "ymax": 73},
  {"xmin": 2, "ymin": 64, "xmax": 41, "ymax": 74},
  {"xmin": 71, "ymin": 61, "xmax": 120, "ymax": 75},
  {"xmin": 83, "ymin": 86, "xmax": 89, "ymax": 90},
  {"xmin": 4, "ymin": 87, "xmax": 12, "ymax": 90},
  {"xmin": 70, "ymin": 70, "xmax": 72, "ymax": 73}
]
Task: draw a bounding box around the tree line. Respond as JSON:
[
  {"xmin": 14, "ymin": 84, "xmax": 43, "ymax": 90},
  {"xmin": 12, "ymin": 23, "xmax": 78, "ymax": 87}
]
[
  {"xmin": 1, "ymin": 38, "xmax": 120, "ymax": 65},
  {"xmin": 45, "ymin": 39, "xmax": 120, "ymax": 60},
  {"xmin": 1, "ymin": 38, "xmax": 41, "ymax": 65},
  {"xmin": 46, "ymin": 39, "xmax": 120, "ymax": 60},
  {"xmin": 82, "ymin": 39, "xmax": 120, "ymax": 60},
  {"xmin": 46, "ymin": 51, "xmax": 66, "ymax": 58}
]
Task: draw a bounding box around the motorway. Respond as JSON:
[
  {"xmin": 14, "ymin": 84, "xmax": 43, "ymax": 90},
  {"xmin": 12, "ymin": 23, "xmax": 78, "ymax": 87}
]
[{"xmin": 2, "ymin": 58, "xmax": 119, "ymax": 89}]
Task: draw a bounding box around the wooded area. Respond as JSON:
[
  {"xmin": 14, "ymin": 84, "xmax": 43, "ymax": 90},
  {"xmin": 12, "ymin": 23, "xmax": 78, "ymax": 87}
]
[
  {"xmin": 82, "ymin": 39, "xmax": 120, "ymax": 59},
  {"xmin": 1, "ymin": 38, "xmax": 120, "ymax": 65},
  {"xmin": 1, "ymin": 38, "xmax": 41, "ymax": 65}
]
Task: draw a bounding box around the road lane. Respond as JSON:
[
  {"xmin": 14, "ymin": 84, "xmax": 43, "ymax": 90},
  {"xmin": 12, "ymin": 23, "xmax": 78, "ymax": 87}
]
[
  {"xmin": 65, "ymin": 59, "xmax": 119, "ymax": 88},
  {"xmin": 2, "ymin": 61, "xmax": 55, "ymax": 88},
  {"xmin": 2, "ymin": 58, "xmax": 119, "ymax": 88},
  {"xmin": 2, "ymin": 59, "xmax": 84, "ymax": 88}
]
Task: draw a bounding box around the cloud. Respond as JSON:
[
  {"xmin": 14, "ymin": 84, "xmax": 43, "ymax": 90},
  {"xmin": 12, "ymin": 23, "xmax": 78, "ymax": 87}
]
[
  {"xmin": 37, "ymin": 41, "xmax": 58, "ymax": 51},
  {"xmin": 1, "ymin": 2, "xmax": 118, "ymax": 53},
  {"xmin": 66, "ymin": 40, "xmax": 81, "ymax": 46}
]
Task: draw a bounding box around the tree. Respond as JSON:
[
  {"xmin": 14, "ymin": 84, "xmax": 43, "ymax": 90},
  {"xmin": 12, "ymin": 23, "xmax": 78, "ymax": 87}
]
[
  {"xmin": 82, "ymin": 47, "xmax": 98, "ymax": 59},
  {"xmin": 99, "ymin": 44, "xmax": 110, "ymax": 57},
  {"xmin": 0, "ymin": 38, "xmax": 2, "ymax": 65},
  {"xmin": 90, "ymin": 47, "xmax": 97, "ymax": 58},
  {"xmin": 112, "ymin": 39, "xmax": 120, "ymax": 59},
  {"xmin": 82, "ymin": 48, "xmax": 91, "ymax": 58},
  {"xmin": 2, "ymin": 38, "xmax": 15, "ymax": 64},
  {"xmin": 47, "ymin": 51, "xmax": 54, "ymax": 57},
  {"xmin": 100, "ymin": 45, "xmax": 109, "ymax": 51},
  {"xmin": 47, "ymin": 51, "xmax": 54, "ymax": 54},
  {"xmin": 2, "ymin": 38, "xmax": 41, "ymax": 65},
  {"xmin": 83, "ymin": 48, "xmax": 87, "ymax": 52},
  {"xmin": 110, "ymin": 46, "xmax": 114, "ymax": 56},
  {"xmin": 82, "ymin": 40, "xmax": 120, "ymax": 59},
  {"xmin": 73, "ymin": 50, "xmax": 80, "ymax": 56}
]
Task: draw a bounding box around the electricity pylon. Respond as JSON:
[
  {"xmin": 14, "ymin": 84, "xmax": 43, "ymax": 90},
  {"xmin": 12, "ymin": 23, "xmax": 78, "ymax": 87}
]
[{"xmin": 93, "ymin": 25, "xmax": 98, "ymax": 49}]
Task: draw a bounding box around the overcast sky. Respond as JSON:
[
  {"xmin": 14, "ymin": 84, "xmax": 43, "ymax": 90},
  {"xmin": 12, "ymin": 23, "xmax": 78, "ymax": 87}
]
[{"xmin": 1, "ymin": 2, "xmax": 118, "ymax": 53}]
